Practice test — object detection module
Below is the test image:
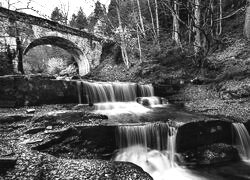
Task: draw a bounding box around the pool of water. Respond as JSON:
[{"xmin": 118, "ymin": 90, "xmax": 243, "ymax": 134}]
[{"xmin": 93, "ymin": 102, "xmax": 215, "ymax": 125}]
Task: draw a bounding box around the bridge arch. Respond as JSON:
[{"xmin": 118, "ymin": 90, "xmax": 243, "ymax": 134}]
[{"xmin": 23, "ymin": 36, "xmax": 90, "ymax": 76}]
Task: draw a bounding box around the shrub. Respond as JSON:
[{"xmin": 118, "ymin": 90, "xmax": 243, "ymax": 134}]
[{"xmin": 47, "ymin": 57, "xmax": 67, "ymax": 75}]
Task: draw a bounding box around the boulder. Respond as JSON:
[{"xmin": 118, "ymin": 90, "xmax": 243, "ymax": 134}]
[
  {"xmin": 0, "ymin": 157, "xmax": 17, "ymax": 169},
  {"xmin": 177, "ymin": 120, "xmax": 233, "ymax": 152},
  {"xmin": 136, "ymin": 96, "xmax": 168, "ymax": 107},
  {"xmin": 182, "ymin": 143, "xmax": 240, "ymax": 165}
]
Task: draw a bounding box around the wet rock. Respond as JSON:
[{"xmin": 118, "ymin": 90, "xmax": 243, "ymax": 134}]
[
  {"xmin": 20, "ymin": 138, "xmax": 44, "ymax": 145},
  {"xmin": 113, "ymin": 161, "xmax": 153, "ymax": 180},
  {"xmin": 33, "ymin": 127, "xmax": 80, "ymax": 151},
  {"xmin": 244, "ymin": 120, "xmax": 250, "ymax": 134},
  {"xmin": 153, "ymin": 84, "xmax": 176, "ymax": 97},
  {"xmin": 35, "ymin": 126, "xmax": 116, "ymax": 160},
  {"xmin": 33, "ymin": 110, "xmax": 107, "ymax": 126},
  {"xmin": 177, "ymin": 120, "xmax": 233, "ymax": 152},
  {"xmin": 26, "ymin": 109, "xmax": 36, "ymax": 114},
  {"xmin": 138, "ymin": 98, "xmax": 150, "ymax": 106},
  {"xmin": 24, "ymin": 127, "xmax": 46, "ymax": 134},
  {"xmin": 0, "ymin": 115, "xmax": 32, "ymax": 124},
  {"xmin": 46, "ymin": 126, "xmax": 53, "ymax": 130},
  {"xmin": 136, "ymin": 96, "xmax": 168, "ymax": 107},
  {"xmin": 0, "ymin": 157, "xmax": 17, "ymax": 169},
  {"xmin": 182, "ymin": 143, "xmax": 240, "ymax": 165}
]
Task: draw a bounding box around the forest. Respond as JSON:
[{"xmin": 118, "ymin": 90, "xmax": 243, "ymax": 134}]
[
  {"xmin": 45, "ymin": 0, "xmax": 249, "ymax": 84},
  {"xmin": 0, "ymin": 0, "xmax": 250, "ymax": 180}
]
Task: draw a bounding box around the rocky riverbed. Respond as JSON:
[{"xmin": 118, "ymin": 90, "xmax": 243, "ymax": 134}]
[
  {"xmin": 0, "ymin": 101, "xmax": 247, "ymax": 180},
  {"xmin": 0, "ymin": 104, "xmax": 153, "ymax": 180}
]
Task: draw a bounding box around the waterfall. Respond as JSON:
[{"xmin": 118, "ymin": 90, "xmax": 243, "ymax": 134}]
[
  {"xmin": 232, "ymin": 123, "xmax": 250, "ymax": 161},
  {"xmin": 115, "ymin": 123, "xmax": 178, "ymax": 179},
  {"xmin": 76, "ymin": 81, "xmax": 82, "ymax": 104},
  {"xmin": 76, "ymin": 81, "xmax": 156, "ymax": 114},
  {"xmin": 117, "ymin": 123, "xmax": 170, "ymax": 150},
  {"xmin": 78, "ymin": 54, "xmax": 90, "ymax": 76},
  {"xmin": 168, "ymin": 127, "xmax": 178, "ymax": 167},
  {"xmin": 82, "ymin": 81, "xmax": 153, "ymax": 103},
  {"xmin": 139, "ymin": 84, "xmax": 154, "ymax": 97}
]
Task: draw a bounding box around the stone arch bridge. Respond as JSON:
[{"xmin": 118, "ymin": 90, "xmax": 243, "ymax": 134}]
[{"xmin": 0, "ymin": 6, "xmax": 109, "ymax": 75}]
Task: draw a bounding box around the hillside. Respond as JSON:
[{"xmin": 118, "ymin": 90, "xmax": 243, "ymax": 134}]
[{"xmin": 86, "ymin": 5, "xmax": 250, "ymax": 122}]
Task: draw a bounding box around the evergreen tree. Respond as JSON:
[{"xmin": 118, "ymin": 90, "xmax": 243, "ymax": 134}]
[
  {"xmin": 88, "ymin": 1, "xmax": 106, "ymax": 31},
  {"xmin": 69, "ymin": 13, "xmax": 77, "ymax": 27},
  {"xmin": 69, "ymin": 8, "xmax": 88, "ymax": 30},
  {"xmin": 94, "ymin": 1, "xmax": 105, "ymax": 18},
  {"xmin": 51, "ymin": 7, "xmax": 64, "ymax": 23}
]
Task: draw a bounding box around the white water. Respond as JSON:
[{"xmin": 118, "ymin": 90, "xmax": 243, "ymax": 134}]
[
  {"xmin": 232, "ymin": 123, "xmax": 250, "ymax": 161},
  {"xmin": 76, "ymin": 81, "xmax": 159, "ymax": 115},
  {"xmin": 139, "ymin": 84, "xmax": 155, "ymax": 97},
  {"xmin": 78, "ymin": 54, "xmax": 90, "ymax": 76},
  {"xmin": 115, "ymin": 124, "xmax": 180, "ymax": 179},
  {"xmin": 114, "ymin": 123, "xmax": 220, "ymax": 180},
  {"xmin": 76, "ymin": 81, "xmax": 82, "ymax": 104},
  {"xmin": 94, "ymin": 102, "xmax": 150, "ymax": 115},
  {"xmin": 138, "ymin": 96, "xmax": 168, "ymax": 108},
  {"xmin": 81, "ymin": 81, "xmax": 154, "ymax": 103},
  {"xmin": 73, "ymin": 81, "xmax": 250, "ymax": 179}
]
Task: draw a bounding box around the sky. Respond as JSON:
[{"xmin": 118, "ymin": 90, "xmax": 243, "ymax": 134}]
[{"xmin": 0, "ymin": 0, "xmax": 110, "ymax": 19}]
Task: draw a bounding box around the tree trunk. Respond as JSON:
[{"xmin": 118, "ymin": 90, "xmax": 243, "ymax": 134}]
[
  {"xmin": 210, "ymin": 0, "xmax": 214, "ymax": 38},
  {"xmin": 136, "ymin": 25, "xmax": 142, "ymax": 63},
  {"xmin": 244, "ymin": 0, "xmax": 250, "ymax": 39},
  {"xmin": 216, "ymin": 0, "xmax": 222, "ymax": 36},
  {"xmin": 16, "ymin": 36, "xmax": 24, "ymax": 74},
  {"xmin": 136, "ymin": 0, "xmax": 145, "ymax": 36},
  {"xmin": 154, "ymin": 0, "xmax": 160, "ymax": 39},
  {"xmin": 147, "ymin": 0, "xmax": 157, "ymax": 42},
  {"xmin": 187, "ymin": 1, "xmax": 192, "ymax": 44},
  {"xmin": 172, "ymin": 0, "xmax": 181, "ymax": 45},
  {"xmin": 115, "ymin": 0, "xmax": 129, "ymax": 68},
  {"xmin": 193, "ymin": 0, "xmax": 201, "ymax": 54}
]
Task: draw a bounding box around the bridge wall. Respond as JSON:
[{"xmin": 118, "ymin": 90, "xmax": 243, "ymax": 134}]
[{"xmin": 0, "ymin": 8, "xmax": 102, "ymax": 75}]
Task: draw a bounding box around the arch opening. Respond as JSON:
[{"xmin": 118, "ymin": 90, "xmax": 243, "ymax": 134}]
[{"xmin": 23, "ymin": 36, "xmax": 90, "ymax": 76}]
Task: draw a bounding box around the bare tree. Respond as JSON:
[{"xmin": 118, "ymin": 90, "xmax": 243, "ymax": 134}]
[
  {"xmin": 15, "ymin": 28, "xmax": 24, "ymax": 74},
  {"xmin": 216, "ymin": 0, "xmax": 222, "ymax": 36},
  {"xmin": 154, "ymin": 0, "xmax": 160, "ymax": 39},
  {"xmin": 172, "ymin": 0, "xmax": 181, "ymax": 45},
  {"xmin": 135, "ymin": 0, "xmax": 145, "ymax": 36},
  {"xmin": 244, "ymin": 0, "xmax": 250, "ymax": 38},
  {"xmin": 131, "ymin": 0, "xmax": 142, "ymax": 63},
  {"xmin": 4, "ymin": 0, "xmax": 43, "ymax": 16},
  {"xmin": 147, "ymin": 0, "xmax": 158, "ymax": 43},
  {"xmin": 193, "ymin": 0, "xmax": 201, "ymax": 54},
  {"xmin": 59, "ymin": 0, "xmax": 70, "ymax": 24},
  {"xmin": 2, "ymin": 0, "xmax": 37, "ymax": 74},
  {"xmin": 115, "ymin": 0, "xmax": 129, "ymax": 68}
]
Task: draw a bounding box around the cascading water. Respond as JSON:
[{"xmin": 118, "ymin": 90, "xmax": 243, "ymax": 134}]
[
  {"xmin": 232, "ymin": 123, "xmax": 250, "ymax": 161},
  {"xmin": 82, "ymin": 81, "xmax": 153, "ymax": 103},
  {"xmin": 74, "ymin": 80, "xmax": 250, "ymax": 179},
  {"xmin": 117, "ymin": 123, "xmax": 171, "ymax": 150},
  {"xmin": 139, "ymin": 84, "xmax": 155, "ymax": 97},
  {"xmin": 115, "ymin": 123, "xmax": 179, "ymax": 179},
  {"xmin": 76, "ymin": 81, "xmax": 82, "ymax": 104},
  {"xmin": 76, "ymin": 81, "xmax": 160, "ymax": 115},
  {"xmin": 114, "ymin": 124, "xmax": 226, "ymax": 180}
]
